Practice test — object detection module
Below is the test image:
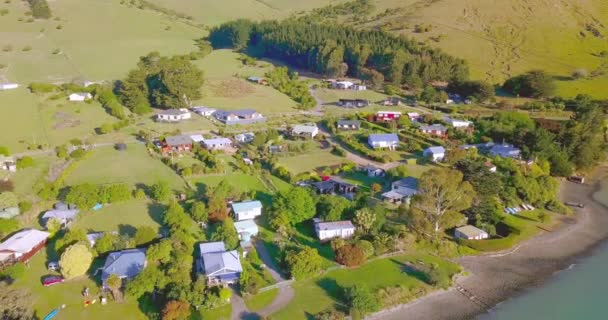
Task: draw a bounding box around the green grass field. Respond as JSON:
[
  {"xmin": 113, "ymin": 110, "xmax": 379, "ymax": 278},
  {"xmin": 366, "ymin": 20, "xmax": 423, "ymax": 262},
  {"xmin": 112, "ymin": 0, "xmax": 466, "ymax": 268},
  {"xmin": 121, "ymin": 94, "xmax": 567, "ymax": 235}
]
[
  {"xmin": 64, "ymin": 144, "xmax": 186, "ymax": 190},
  {"xmin": 244, "ymin": 288, "xmax": 279, "ymax": 311},
  {"xmin": 271, "ymin": 253, "xmax": 460, "ymax": 320},
  {"xmin": 278, "ymin": 144, "xmax": 348, "ymax": 174},
  {"xmin": 72, "ymin": 199, "xmax": 164, "ymax": 234}
]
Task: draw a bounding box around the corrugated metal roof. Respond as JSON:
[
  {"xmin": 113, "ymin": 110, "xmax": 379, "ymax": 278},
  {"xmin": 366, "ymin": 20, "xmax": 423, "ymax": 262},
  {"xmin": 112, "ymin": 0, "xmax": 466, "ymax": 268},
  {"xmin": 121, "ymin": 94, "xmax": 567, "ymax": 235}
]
[
  {"xmin": 102, "ymin": 248, "xmax": 146, "ymax": 283},
  {"xmin": 316, "ymin": 220, "xmax": 355, "ymax": 231},
  {"xmin": 231, "ymin": 201, "xmax": 262, "ymax": 213},
  {"xmin": 199, "ymin": 241, "xmax": 226, "ymax": 255},
  {"xmin": 42, "ymin": 209, "xmax": 79, "ymax": 221},
  {"xmin": 202, "ymin": 250, "xmax": 243, "ymax": 275},
  {"xmin": 0, "ymin": 229, "xmax": 49, "ymax": 254},
  {"xmin": 368, "ymin": 133, "xmax": 399, "ymax": 143},
  {"xmin": 456, "ymin": 225, "xmax": 487, "ymax": 238}
]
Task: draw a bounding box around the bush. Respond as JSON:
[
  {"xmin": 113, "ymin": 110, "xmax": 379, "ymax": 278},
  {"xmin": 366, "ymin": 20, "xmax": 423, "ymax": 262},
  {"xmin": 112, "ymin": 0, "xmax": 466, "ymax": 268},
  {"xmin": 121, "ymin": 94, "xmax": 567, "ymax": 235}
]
[
  {"xmin": 69, "ymin": 148, "xmax": 87, "ymax": 159},
  {"xmin": 335, "ymin": 244, "xmax": 366, "ymax": 267},
  {"xmin": 343, "ymin": 285, "xmax": 379, "ymax": 316},
  {"xmin": 357, "ymin": 240, "xmax": 374, "ymax": 258},
  {"xmin": 0, "ymin": 180, "xmax": 14, "ymax": 192},
  {"xmin": 0, "ymin": 262, "xmax": 25, "ymax": 281},
  {"xmin": 16, "ymin": 156, "xmax": 34, "ymax": 169},
  {"xmin": 18, "ymin": 201, "xmax": 32, "ymax": 213},
  {"xmin": 29, "ymin": 82, "xmax": 57, "ymax": 93}
]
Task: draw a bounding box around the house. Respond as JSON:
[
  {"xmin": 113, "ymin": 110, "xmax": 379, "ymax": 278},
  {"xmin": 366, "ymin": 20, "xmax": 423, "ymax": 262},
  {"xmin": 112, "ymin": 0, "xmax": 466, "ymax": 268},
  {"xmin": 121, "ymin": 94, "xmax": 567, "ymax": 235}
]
[
  {"xmin": 368, "ymin": 133, "xmax": 399, "ymax": 150},
  {"xmin": 0, "ymin": 207, "xmax": 19, "ymax": 219},
  {"xmin": 454, "ymin": 225, "xmax": 489, "ymax": 240},
  {"xmin": 0, "ymin": 229, "xmax": 50, "ymax": 263},
  {"xmin": 382, "ymin": 97, "xmax": 402, "ymax": 106},
  {"xmin": 382, "ymin": 177, "xmax": 418, "ymax": 204},
  {"xmin": 0, "ymin": 83, "xmax": 19, "ymax": 90},
  {"xmin": 444, "ymin": 116, "xmax": 472, "ymax": 128},
  {"xmin": 41, "ymin": 209, "xmax": 79, "ymax": 227},
  {"xmin": 336, "ymin": 120, "xmax": 361, "ymax": 130},
  {"xmin": 191, "ymin": 107, "xmax": 216, "ymax": 117},
  {"xmin": 363, "ymin": 165, "xmax": 385, "ymax": 177},
  {"xmin": 314, "ymin": 219, "xmax": 356, "ymax": 241},
  {"xmin": 231, "ymin": 200, "xmax": 262, "ymax": 221},
  {"xmin": 247, "ymin": 76, "xmax": 268, "ymax": 85},
  {"xmin": 333, "ymin": 81, "xmax": 354, "ymax": 89},
  {"xmin": 163, "ymin": 135, "xmax": 194, "ymax": 153},
  {"xmin": 419, "ymin": 124, "xmax": 448, "ymax": 137},
  {"xmin": 156, "ymin": 109, "xmax": 192, "ymax": 122},
  {"xmin": 101, "ymin": 248, "xmax": 147, "ymax": 289},
  {"xmin": 375, "ymin": 111, "xmax": 402, "ymax": 122},
  {"xmin": 338, "ymin": 99, "xmax": 370, "ymax": 108},
  {"xmin": 202, "ymin": 137, "xmax": 232, "ymax": 150},
  {"xmin": 233, "ymin": 219, "xmax": 259, "ymax": 248},
  {"xmin": 311, "ymin": 179, "xmax": 358, "ymax": 196},
  {"xmin": 243, "ymin": 158, "xmax": 253, "ymax": 165},
  {"xmin": 291, "ymin": 123, "xmax": 319, "ymax": 138},
  {"xmin": 352, "ymin": 84, "xmax": 367, "ymax": 91},
  {"xmin": 234, "ymin": 132, "xmax": 255, "ymax": 143},
  {"xmin": 484, "ymin": 161, "xmax": 497, "ymax": 173},
  {"xmin": 86, "ymin": 232, "xmax": 105, "ymax": 247},
  {"xmin": 268, "ymin": 145, "xmax": 283, "ymax": 154},
  {"xmin": 407, "ymin": 112, "xmax": 421, "ymax": 122},
  {"xmin": 214, "ymin": 109, "xmax": 265, "ymax": 125},
  {"xmin": 190, "ymin": 134, "xmax": 205, "ymax": 144},
  {"xmin": 197, "ymin": 241, "xmax": 242, "ymax": 286},
  {"xmin": 489, "ymin": 144, "xmax": 521, "ymax": 159},
  {"xmin": 423, "ymin": 146, "xmax": 446, "ymax": 162},
  {"xmin": 68, "ymin": 92, "xmax": 92, "ymax": 101},
  {"xmin": 0, "ymin": 155, "xmax": 16, "ymax": 172}
]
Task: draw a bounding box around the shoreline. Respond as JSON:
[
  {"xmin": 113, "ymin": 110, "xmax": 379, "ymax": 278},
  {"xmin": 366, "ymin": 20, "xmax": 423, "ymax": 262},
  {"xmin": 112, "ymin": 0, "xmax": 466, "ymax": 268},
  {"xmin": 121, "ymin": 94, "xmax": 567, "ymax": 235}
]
[{"xmin": 371, "ymin": 165, "xmax": 608, "ymax": 320}]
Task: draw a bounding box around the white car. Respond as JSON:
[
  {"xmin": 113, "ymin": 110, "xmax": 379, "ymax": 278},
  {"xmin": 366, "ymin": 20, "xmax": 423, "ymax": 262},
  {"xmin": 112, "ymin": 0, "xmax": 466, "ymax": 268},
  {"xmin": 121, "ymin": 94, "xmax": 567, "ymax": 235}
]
[{"xmin": 47, "ymin": 261, "xmax": 60, "ymax": 271}]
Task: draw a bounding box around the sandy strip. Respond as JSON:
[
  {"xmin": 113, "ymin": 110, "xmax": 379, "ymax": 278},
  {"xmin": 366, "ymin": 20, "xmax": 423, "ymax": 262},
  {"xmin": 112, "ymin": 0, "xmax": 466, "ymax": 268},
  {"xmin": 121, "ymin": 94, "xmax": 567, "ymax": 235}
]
[{"xmin": 370, "ymin": 165, "xmax": 608, "ymax": 320}]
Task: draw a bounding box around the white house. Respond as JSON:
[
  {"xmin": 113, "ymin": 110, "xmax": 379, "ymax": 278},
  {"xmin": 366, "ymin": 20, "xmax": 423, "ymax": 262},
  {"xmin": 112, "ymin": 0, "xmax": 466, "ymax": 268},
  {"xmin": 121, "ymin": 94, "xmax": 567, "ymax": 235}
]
[
  {"xmin": 291, "ymin": 123, "xmax": 319, "ymax": 138},
  {"xmin": 454, "ymin": 225, "xmax": 489, "ymax": 240},
  {"xmin": 156, "ymin": 109, "xmax": 192, "ymax": 122},
  {"xmin": 314, "ymin": 219, "xmax": 356, "ymax": 241},
  {"xmin": 192, "ymin": 106, "xmax": 216, "ymax": 117},
  {"xmin": 382, "ymin": 177, "xmax": 418, "ymax": 204},
  {"xmin": 444, "ymin": 116, "xmax": 472, "ymax": 128},
  {"xmin": 368, "ymin": 133, "xmax": 399, "ymax": 150},
  {"xmin": 231, "ymin": 200, "xmax": 262, "ymax": 221},
  {"xmin": 352, "ymin": 84, "xmax": 367, "ymax": 91},
  {"xmin": 333, "ymin": 81, "xmax": 354, "ymax": 89},
  {"xmin": 0, "ymin": 229, "xmax": 50, "ymax": 263},
  {"xmin": 234, "ymin": 132, "xmax": 255, "ymax": 143},
  {"xmin": 0, "ymin": 83, "xmax": 19, "ymax": 90},
  {"xmin": 68, "ymin": 92, "xmax": 92, "ymax": 101},
  {"xmin": 423, "ymin": 146, "xmax": 446, "ymax": 162},
  {"xmin": 407, "ymin": 112, "xmax": 421, "ymax": 122},
  {"xmin": 202, "ymin": 137, "xmax": 232, "ymax": 150}
]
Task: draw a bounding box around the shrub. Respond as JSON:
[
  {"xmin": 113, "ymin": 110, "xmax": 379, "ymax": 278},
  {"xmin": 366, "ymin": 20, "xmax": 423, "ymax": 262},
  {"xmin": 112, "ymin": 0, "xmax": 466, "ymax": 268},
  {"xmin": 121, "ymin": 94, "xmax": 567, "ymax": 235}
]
[
  {"xmin": 16, "ymin": 156, "xmax": 34, "ymax": 169},
  {"xmin": 0, "ymin": 262, "xmax": 25, "ymax": 281},
  {"xmin": 29, "ymin": 82, "xmax": 57, "ymax": 93},
  {"xmin": 69, "ymin": 148, "xmax": 87, "ymax": 159},
  {"xmin": 18, "ymin": 201, "xmax": 32, "ymax": 213},
  {"xmin": 335, "ymin": 244, "xmax": 366, "ymax": 267},
  {"xmin": 343, "ymin": 285, "xmax": 379, "ymax": 316},
  {"xmin": 357, "ymin": 240, "xmax": 374, "ymax": 258},
  {"xmin": 0, "ymin": 180, "xmax": 14, "ymax": 192}
]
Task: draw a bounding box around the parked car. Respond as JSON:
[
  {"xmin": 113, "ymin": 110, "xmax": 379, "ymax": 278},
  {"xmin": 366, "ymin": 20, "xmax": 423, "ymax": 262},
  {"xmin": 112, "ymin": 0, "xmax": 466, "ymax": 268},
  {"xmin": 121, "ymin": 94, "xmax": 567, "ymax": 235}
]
[
  {"xmin": 42, "ymin": 275, "xmax": 64, "ymax": 287},
  {"xmin": 47, "ymin": 261, "xmax": 59, "ymax": 271},
  {"xmin": 565, "ymin": 201, "xmax": 585, "ymax": 208}
]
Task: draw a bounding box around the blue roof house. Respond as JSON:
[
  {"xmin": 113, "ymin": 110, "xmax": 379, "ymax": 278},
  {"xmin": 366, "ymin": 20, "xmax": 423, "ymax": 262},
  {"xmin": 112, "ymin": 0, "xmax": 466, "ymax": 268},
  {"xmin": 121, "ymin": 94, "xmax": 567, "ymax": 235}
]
[
  {"xmin": 231, "ymin": 200, "xmax": 262, "ymax": 221},
  {"xmin": 197, "ymin": 241, "xmax": 243, "ymax": 286},
  {"xmin": 101, "ymin": 248, "xmax": 147, "ymax": 289},
  {"xmin": 368, "ymin": 133, "xmax": 400, "ymax": 150},
  {"xmin": 489, "ymin": 144, "xmax": 521, "ymax": 159},
  {"xmin": 423, "ymin": 146, "xmax": 446, "ymax": 162},
  {"xmin": 41, "ymin": 209, "xmax": 79, "ymax": 228},
  {"xmin": 234, "ymin": 220, "xmax": 259, "ymax": 248}
]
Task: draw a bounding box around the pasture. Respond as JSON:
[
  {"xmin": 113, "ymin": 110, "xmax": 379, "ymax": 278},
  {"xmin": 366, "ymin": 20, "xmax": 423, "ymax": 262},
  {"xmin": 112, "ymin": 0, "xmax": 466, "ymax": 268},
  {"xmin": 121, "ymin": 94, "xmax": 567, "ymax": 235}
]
[
  {"xmin": 277, "ymin": 144, "xmax": 349, "ymax": 174},
  {"xmin": 72, "ymin": 199, "xmax": 164, "ymax": 234}
]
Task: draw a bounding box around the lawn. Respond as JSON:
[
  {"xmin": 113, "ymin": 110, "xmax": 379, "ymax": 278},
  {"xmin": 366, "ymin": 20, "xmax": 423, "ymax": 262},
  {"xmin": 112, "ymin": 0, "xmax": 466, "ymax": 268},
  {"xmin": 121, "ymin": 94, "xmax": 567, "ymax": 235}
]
[
  {"xmin": 271, "ymin": 253, "xmax": 461, "ymax": 319},
  {"xmin": 278, "ymin": 144, "xmax": 349, "ymax": 174},
  {"xmin": 64, "ymin": 144, "xmax": 186, "ymax": 191},
  {"xmin": 72, "ymin": 199, "xmax": 164, "ymax": 234},
  {"xmin": 194, "ymin": 304, "xmax": 232, "ymax": 320},
  {"xmin": 192, "ymin": 50, "xmax": 299, "ymax": 114},
  {"xmin": 244, "ymin": 288, "xmax": 279, "ymax": 312},
  {"xmin": 9, "ymin": 156, "xmax": 52, "ymax": 197}
]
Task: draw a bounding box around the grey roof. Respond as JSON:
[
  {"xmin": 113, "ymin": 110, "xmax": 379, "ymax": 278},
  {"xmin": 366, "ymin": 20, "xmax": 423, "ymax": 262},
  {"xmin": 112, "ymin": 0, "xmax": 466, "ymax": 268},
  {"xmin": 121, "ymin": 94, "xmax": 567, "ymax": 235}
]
[
  {"xmin": 337, "ymin": 120, "xmax": 361, "ymax": 127},
  {"xmin": 424, "ymin": 146, "xmax": 446, "ymax": 154},
  {"xmin": 315, "ymin": 220, "xmax": 355, "ymax": 231},
  {"xmin": 203, "ymin": 137, "xmax": 232, "ymax": 146},
  {"xmin": 42, "ymin": 209, "xmax": 79, "ymax": 221},
  {"xmin": 490, "ymin": 144, "xmax": 521, "ymax": 157},
  {"xmin": 393, "ymin": 177, "xmax": 419, "ymax": 196},
  {"xmin": 201, "ymin": 250, "xmax": 243, "ymax": 276},
  {"xmin": 0, "ymin": 229, "xmax": 49, "ymax": 254},
  {"xmin": 420, "ymin": 124, "xmax": 447, "ymax": 132},
  {"xmin": 192, "ymin": 106, "xmax": 216, "ymax": 113},
  {"xmin": 292, "ymin": 124, "xmax": 318, "ymax": 134},
  {"xmin": 456, "ymin": 225, "xmax": 488, "ymax": 238},
  {"xmin": 382, "ymin": 190, "xmax": 407, "ymax": 200},
  {"xmin": 215, "ymin": 109, "xmax": 259, "ymax": 118},
  {"xmin": 158, "ymin": 109, "xmax": 188, "ymax": 116},
  {"xmin": 101, "ymin": 248, "xmax": 146, "ymax": 283},
  {"xmin": 234, "ymin": 220, "xmax": 259, "ymax": 234},
  {"xmin": 199, "ymin": 241, "xmax": 226, "ymax": 255},
  {"xmin": 231, "ymin": 200, "xmax": 262, "ymax": 213},
  {"xmin": 368, "ymin": 133, "xmax": 399, "ymax": 144},
  {"xmin": 165, "ymin": 135, "xmax": 193, "ymax": 146}
]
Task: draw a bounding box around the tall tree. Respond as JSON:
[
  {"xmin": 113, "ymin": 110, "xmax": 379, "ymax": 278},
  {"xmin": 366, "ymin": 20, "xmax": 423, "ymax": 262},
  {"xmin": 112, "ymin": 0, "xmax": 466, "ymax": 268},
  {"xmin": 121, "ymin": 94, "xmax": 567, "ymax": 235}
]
[
  {"xmin": 272, "ymin": 188, "xmax": 316, "ymax": 225},
  {"xmin": 0, "ymin": 283, "xmax": 33, "ymax": 320},
  {"xmin": 59, "ymin": 243, "xmax": 93, "ymax": 279}
]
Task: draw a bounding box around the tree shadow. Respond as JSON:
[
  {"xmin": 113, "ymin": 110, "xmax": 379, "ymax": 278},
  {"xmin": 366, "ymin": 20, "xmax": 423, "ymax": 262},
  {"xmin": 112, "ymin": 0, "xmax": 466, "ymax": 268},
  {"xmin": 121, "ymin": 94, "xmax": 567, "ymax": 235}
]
[
  {"xmin": 44, "ymin": 234, "xmax": 61, "ymax": 263},
  {"xmin": 315, "ymin": 277, "xmax": 348, "ymax": 312},
  {"xmin": 254, "ymin": 191, "xmax": 273, "ymax": 208},
  {"xmin": 390, "ymin": 258, "xmax": 429, "ymax": 283},
  {"xmin": 194, "ymin": 182, "xmax": 208, "ymax": 198},
  {"xmin": 147, "ymin": 202, "xmax": 166, "ymax": 226},
  {"xmin": 512, "ymin": 213, "xmax": 538, "ymax": 222},
  {"xmin": 135, "ymin": 183, "xmax": 152, "ymax": 198},
  {"xmin": 137, "ymin": 294, "xmax": 161, "ymax": 320},
  {"xmin": 553, "ymin": 75, "xmax": 574, "ymax": 81},
  {"xmin": 117, "ymin": 224, "xmax": 137, "ymax": 237}
]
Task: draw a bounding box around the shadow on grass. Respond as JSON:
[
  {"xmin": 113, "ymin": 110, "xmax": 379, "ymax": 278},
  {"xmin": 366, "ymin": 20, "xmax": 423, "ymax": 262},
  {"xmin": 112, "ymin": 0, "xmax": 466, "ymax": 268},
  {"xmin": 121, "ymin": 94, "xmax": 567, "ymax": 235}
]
[
  {"xmin": 390, "ymin": 258, "xmax": 429, "ymax": 284},
  {"xmin": 255, "ymin": 191, "xmax": 273, "ymax": 208},
  {"xmin": 137, "ymin": 294, "xmax": 161, "ymax": 320},
  {"xmin": 118, "ymin": 224, "xmax": 137, "ymax": 237},
  {"xmin": 147, "ymin": 202, "xmax": 166, "ymax": 226},
  {"xmin": 293, "ymin": 224, "xmax": 335, "ymax": 262},
  {"xmin": 315, "ymin": 277, "xmax": 349, "ymax": 313},
  {"xmin": 512, "ymin": 213, "xmax": 538, "ymax": 223}
]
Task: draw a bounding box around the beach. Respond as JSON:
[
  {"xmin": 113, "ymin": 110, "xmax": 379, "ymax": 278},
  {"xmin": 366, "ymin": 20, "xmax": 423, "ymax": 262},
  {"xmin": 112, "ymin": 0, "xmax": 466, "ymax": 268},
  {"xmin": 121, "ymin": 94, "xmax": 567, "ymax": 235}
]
[{"xmin": 372, "ymin": 165, "xmax": 608, "ymax": 320}]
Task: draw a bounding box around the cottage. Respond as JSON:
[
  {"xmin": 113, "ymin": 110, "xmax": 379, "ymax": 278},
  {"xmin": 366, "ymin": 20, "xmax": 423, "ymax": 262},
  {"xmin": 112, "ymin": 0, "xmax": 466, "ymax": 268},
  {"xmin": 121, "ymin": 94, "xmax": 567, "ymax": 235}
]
[
  {"xmin": 68, "ymin": 92, "xmax": 92, "ymax": 101},
  {"xmin": 163, "ymin": 135, "xmax": 194, "ymax": 153},
  {"xmin": 234, "ymin": 132, "xmax": 255, "ymax": 143},
  {"xmin": 0, "ymin": 155, "xmax": 16, "ymax": 172},
  {"xmin": 382, "ymin": 97, "xmax": 402, "ymax": 106},
  {"xmin": 202, "ymin": 137, "xmax": 232, "ymax": 150},
  {"xmin": 191, "ymin": 106, "xmax": 216, "ymax": 117},
  {"xmin": 338, "ymin": 99, "xmax": 370, "ymax": 108},
  {"xmin": 291, "ymin": 123, "xmax": 319, "ymax": 138},
  {"xmin": 156, "ymin": 109, "xmax": 192, "ymax": 122},
  {"xmin": 231, "ymin": 200, "xmax": 262, "ymax": 221},
  {"xmin": 101, "ymin": 248, "xmax": 147, "ymax": 289},
  {"xmin": 0, "ymin": 229, "xmax": 49, "ymax": 263},
  {"xmin": 268, "ymin": 145, "xmax": 283, "ymax": 154},
  {"xmin": 41, "ymin": 209, "xmax": 79, "ymax": 227},
  {"xmin": 197, "ymin": 242, "xmax": 242, "ymax": 286},
  {"xmin": 407, "ymin": 112, "xmax": 421, "ymax": 122},
  {"xmin": 333, "ymin": 81, "xmax": 354, "ymax": 90},
  {"xmin": 382, "ymin": 177, "xmax": 418, "ymax": 204},
  {"xmin": 454, "ymin": 225, "xmax": 489, "ymax": 240},
  {"xmin": 375, "ymin": 111, "xmax": 402, "ymax": 122},
  {"xmin": 314, "ymin": 219, "xmax": 356, "ymax": 241},
  {"xmin": 233, "ymin": 219, "xmax": 259, "ymax": 247},
  {"xmin": 336, "ymin": 120, "xmax": 361, "ymax": 131},
  {"xmin": 489, "ymin": 144, "xmax": 521, "ymax": 159},
  {"xmin": 0, "ymin": 83, "xmax": 19, "ymax": 90},
  {"xmin": 444, "ymin": 116, "xmax": 472, "ymax": 128},
  {"xmin": 363, "ymin": 165, "xmax": 385, "ymax": 177},
  {"xmin": 214, "ymin": 109, "xmax": 265, "ymax": 125},
  {"xmin": 423, "ymin": 146, "xmax": 446, "ymax": 162},
  {"xmin": 190, "ymin": 134, "xmax": 205, "ymax": 144},
  {"xmin": 419, "ymin": 124, "xmax": 448, "ymax": 137},
  {"xmin": 311, "ymin": 179, "xmax": 358, "ymax": 196},
  {"xmin": 368, "ymin": 133, "xmax": 399, "ymax": 150},
  {"xmin": 352, "ymin": 84, "xmax": 367, "ymax": 91},
  {"xmin": 0, "ymin": 207, "xmax": 19, "ymax": 219}
]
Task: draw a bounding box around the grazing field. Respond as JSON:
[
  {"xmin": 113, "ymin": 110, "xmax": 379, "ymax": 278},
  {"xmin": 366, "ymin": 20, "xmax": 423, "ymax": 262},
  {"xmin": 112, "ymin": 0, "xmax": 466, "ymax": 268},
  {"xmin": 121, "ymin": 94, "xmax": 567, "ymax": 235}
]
[
  {"xmin": 0, "ymin": 0, "xmax": 201, "ymax": 83},
  {"xmin": 271, "ymin": 253, "xmax": 461, "ymax": 320},
  {"xmin": 193, "ymin": 50, "xmax": 299, "ymax": 114},
  {"xmin": 278, "ymin": 144, "xmax": 348, "ymax": 174},
  {"xmin": 63, "ymin": 144, "xmax": 186, "ymax": 190},
  {"xmin": 72, "ymin": 199, "xmax": 164, "ymax": 234}
]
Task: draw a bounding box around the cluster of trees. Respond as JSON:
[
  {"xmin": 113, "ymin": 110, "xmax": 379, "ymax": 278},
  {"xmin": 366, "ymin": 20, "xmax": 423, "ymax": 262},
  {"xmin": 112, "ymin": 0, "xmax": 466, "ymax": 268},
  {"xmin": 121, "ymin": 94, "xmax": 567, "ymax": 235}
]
[
  {"xmin": 27, "ymin": 0, "xmax": 52, "ymax": 19},
  {"xmin": 118, "ymin": 52, "xmax": 204, "ymax": 114},
  {"xmin": 64, "ymin": 183, "xmax": 132, "ymax": 209},
  {"xmin": 301, "ymin": 0, "xmax": 374, "ymax": 23},
  {"xmin": 265, "ymin": 67, "xmax": 316, "ymax": 110},
  {"xmin": 95, "ymin": 86, "xmax": 128, "ymax": 120},
  {"xmin": 209, "ymin": 19, "xmax": 469, "ymax": 86},
  {"xmin": 447, "ymin": 80, "xmax": 495, "ymax": 102},
  {"xmin": 503, "ymin": 70, "xmax": 555, "ymax": 98}
]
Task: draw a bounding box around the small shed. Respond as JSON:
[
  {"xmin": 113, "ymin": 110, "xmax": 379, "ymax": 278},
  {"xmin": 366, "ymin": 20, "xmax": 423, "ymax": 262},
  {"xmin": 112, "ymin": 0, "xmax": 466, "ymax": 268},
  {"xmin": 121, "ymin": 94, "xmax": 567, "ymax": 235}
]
[{"xmin": 115, "ymin": 143, "xmax": 127, "ymax": 151}]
